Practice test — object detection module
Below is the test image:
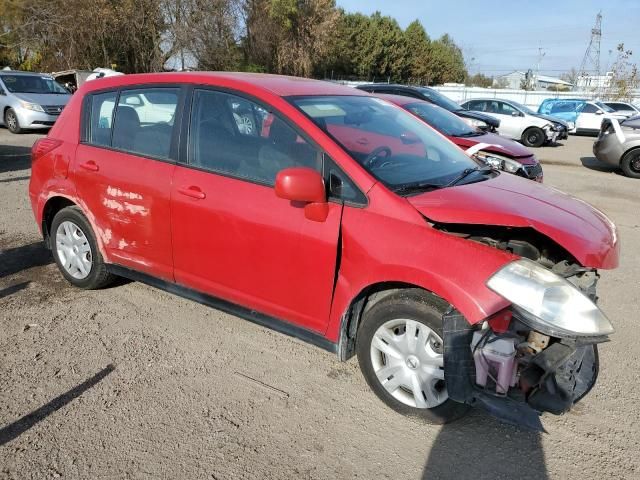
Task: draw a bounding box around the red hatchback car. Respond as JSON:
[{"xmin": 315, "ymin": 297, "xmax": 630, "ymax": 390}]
[
  {"xmin": 29, "ymin": 73, "xmax": 618, "ymax": 429},
  {"xmin": 379, "ymin": 94, "xmax": 543, "ymax": 182}
]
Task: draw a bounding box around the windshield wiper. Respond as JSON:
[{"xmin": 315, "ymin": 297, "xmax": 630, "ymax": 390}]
[
  {"xmin": 446, "ymin": 166, "xmax": 493, "ymax": 187},
  {"xmin": 392, "ymin": 182, "xmax": 446, "ymax": 195}
]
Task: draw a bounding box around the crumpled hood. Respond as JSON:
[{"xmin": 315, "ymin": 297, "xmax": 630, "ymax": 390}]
[
  {"xmin": 14, "ymin": 92, "xmax": 71, "ymax": 106},
  {"xmin": 407, "ymin": 173, "xmax": 619, "ymax": 269},
  {"xmin": 532, "ymin": 113, "xmax": 569, "ymax": 128},
  {"xmin": 452, "ymin": 132, "xmax": 536, "ymax": 161}
]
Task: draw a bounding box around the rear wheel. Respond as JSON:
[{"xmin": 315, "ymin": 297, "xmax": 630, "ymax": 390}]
[
  {"xmin": 521, "ymin": 127, "xmax": 545, "ymax": 148},
  {"xmin": 50, "ymin": 206, "xmax": 115, "ymax": 289},
  {"xmin": 356, "ymin": 289, "xmax": 470, "ymax": 423},
  {"xmin": 620, "ymin": 149, "xmax": 640, "ymax": 179},
  {"xmin": 5, "ymin": 108, "xmax": 22, "ymax": 134}
]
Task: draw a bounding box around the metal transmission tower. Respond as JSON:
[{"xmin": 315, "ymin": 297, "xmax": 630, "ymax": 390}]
[{"xmin": 578, "ymin": 12, "xmax": 603, "ymax": 91}]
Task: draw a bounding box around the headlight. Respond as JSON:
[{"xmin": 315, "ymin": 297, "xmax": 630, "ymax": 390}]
[
  {"xmin": 462, "ymin": 117, "xmax": 488, "ymax": 129},
  {"xmin": 474, "ymin": 152, "xmax": 522, "ymax": 173},
  {"xmin": 19, "ymin": 101, "xmax": 45, "ymax": 113},
  {"xmin": 567, "ymin": 121, "xmax": 575, "ymax": 130},
  {"xmin": 487, "ymin": 259, "xmax": 614, "ymax": 337}
]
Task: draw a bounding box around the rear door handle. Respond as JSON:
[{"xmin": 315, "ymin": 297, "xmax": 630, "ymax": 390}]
[
  {"xmin": 177, "ymin": 186, "xmax": 206, "ymax": 200},
  {"xmin": 79, "ymin": 160, "xmax": 99, "ymax": 172}
]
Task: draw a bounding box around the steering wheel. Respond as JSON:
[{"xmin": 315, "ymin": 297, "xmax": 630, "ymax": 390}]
[{"xmin": 365, "ymin": 146, "xmax": 392, "ymax": 168}]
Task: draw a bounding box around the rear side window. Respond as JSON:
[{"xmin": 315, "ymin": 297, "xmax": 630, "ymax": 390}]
[
  {"xmin": 111, "ymin": 88, "xmax": 179, "ymax": 159},
  {"xmin": 89, "ymin": 92, "xmax": 117, "ymax": 147}
]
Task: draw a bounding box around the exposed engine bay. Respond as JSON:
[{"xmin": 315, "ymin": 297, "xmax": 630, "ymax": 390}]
[{"xmin": 438, "ymin": 224, "xmax": 606, "ymax": 430}]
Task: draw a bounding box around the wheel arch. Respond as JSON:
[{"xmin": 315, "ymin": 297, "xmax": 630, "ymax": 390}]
[
  {"xmin": 335, "ymin": 281, "xmax": 452, "ymax": 361},
  {"xmin": 40, "ymin": 196, "xmax": 109, "ymax": 260}
]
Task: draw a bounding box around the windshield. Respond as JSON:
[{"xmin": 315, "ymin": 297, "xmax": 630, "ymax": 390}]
[
  {"xmin": 415, "ymin": 87, "xmax": 463, "ymax": 112},
  {"xmin": 594, "ymin": 101, "xmax": 615, "ymax": 113},
  {"xmin": 289, "ymin": 95, "xmax": 481, "ymax": 191},
  {"xmin": 404, "ymin": 102, "xmax": 480, "ymax": 137},
  {"xmin": 508, "ymin": 100, "xmax": 536, "ymax": 115},
  {"xmin": 0, "ymin": 74, "xmax": 69, "ymax": 94}
]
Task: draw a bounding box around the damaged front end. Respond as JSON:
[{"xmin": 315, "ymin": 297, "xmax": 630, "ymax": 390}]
[{"xmin": 443, "ymin": 258, "xmax": 612, "ymax": 431}]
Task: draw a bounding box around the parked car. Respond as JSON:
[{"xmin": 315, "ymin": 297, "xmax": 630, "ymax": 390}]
[
  {"xmin": 593, "ymin": 115, "xmax": 640, "ymax": 178},
  {"xmin": 603, "ymin": 101, "xmax": 640, "ymax": 116},
  {"xmin": 378, "ymin": 94, "xmax": 543, "ymax": 181},
  {"xmin": 0, "ymin": 70, "xmax": 71, "ymax": 133},
  {"xmin": 461, "ymin": 98, "xmax": 568, "ymax": 147},
  {"xmin": 355, "ymin": 84, "xmax": 500, "ymax": 132},
  {"xmin": 538, "ymin": 98, "xmax": 630, "ymax": 135},
  {"xmin": 30, "ymin": 72, "xmax": 618, "ymax": 430}
]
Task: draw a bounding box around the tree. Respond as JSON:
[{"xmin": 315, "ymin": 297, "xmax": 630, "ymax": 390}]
[
  {"xmin": 427, "ymin": 34, "xmax": 466, "ymax": 85},
  {"xmin": 403, "ymin": 20, "xmax": 431, "ymax": 84},
  {"xmin": 465, "ymin": 73, "xmax": 493, "ymax": 88},
  {"xmin": 243, "ymin": 0, "xmax": 339, "ymax": 77}
]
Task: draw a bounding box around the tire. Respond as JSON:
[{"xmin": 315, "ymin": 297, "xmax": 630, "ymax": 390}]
[
  {"xmin": 620, "ymin": 149, "xmax": 640, "ymax": 179},
  {"xmin": 50, "ymin": 206, "xmax": 115, "ymax": 289},
  {"xmin": 356, "ymin": 289, "xmax": 470, "ymax": 424},
  {"xmin": 521, "ymin": 127, "xmax": 545, "ymax": 148},
  {"xmin": 4, "ymin": 108, "xmax": 23, "ymax": 134}
]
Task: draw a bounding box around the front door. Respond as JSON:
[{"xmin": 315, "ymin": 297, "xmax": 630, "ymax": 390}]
[
  {"xmin": 170, "ymin": 89, "xmax": 341, "ymax": 332},
  {"xmin": 575, "ymin": 103, "xmax": 602, "ymax": 132},
  {"xmin": 74, "ymin": 87, "xmax": 181, "ymax": 280}
]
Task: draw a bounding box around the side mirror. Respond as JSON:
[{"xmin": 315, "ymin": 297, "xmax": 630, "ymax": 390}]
[
  {"xmin": 275, "ymin": 167, "xmax": 328, "ymax": 222},
  {"xmin": 511, "ymin": 111, "xmax": 521, "ymax": 117},
  {"xmin": 0, "ymin": 89, "xmax": 6, "ymax": 96},
  {"xmin": 595, "ymin": 110, "xmax": 604, "ymax": 115}
]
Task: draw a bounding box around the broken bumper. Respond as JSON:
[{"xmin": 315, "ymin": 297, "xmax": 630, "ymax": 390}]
[{"xmin": 443, "ymin": 310, "xmax": 602, "ymax": 431}]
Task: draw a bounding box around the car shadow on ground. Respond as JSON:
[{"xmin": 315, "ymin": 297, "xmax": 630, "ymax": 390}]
[
  {"xmin": 0, "ymin": 144, "xmax": 32, "ymax": 174},
  {"xmin": 422, "ymin": 411, "xmax": 548, "ymax": 480},
  {"xmin": 0, "ymin": 364, "xmax": 115, "ymax": 447},
  {"xmin": 580, "ymin": 156, "xmax": 621, "ymax": 175},
  {"xmin": 0, "ymin": 242, "xmax": 53, "ymax": 279}
]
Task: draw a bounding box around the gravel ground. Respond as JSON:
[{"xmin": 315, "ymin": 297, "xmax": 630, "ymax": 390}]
[{"xmin": 1, "ymin": 128, "xmax": 639, "ymax": 480}]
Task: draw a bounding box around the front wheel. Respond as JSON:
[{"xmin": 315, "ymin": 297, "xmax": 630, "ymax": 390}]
[
  {"xmin": 521, "ymin": 127, "xmax": 546, "ymax": 148},
  {"xmin": 5, "ymin": 108, "xmax": 23, "ymax": 134},
  {"xmin": 356, "ymin": 289, "xmax": 470, "ymax": 423},
  {"xmin": 620, "ymin": 149, "xmax": 640, "ymax": 179}
]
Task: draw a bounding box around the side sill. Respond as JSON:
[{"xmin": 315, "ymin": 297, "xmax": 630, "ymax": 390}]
[{"xmin": 106, "ymin": 264, "xmax": 337, "ymax": 354}]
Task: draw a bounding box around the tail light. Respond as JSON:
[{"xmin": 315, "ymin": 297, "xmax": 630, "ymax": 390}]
[{"xmin": 32, "ymin": 138, "xmax": 62, "ymax": 162}]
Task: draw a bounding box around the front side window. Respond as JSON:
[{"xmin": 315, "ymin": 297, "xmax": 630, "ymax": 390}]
[
  {"xmin": 111, "ymin": 88, "xmax": 179, "ymax": 159},
  {"xmin": 0, "ymin": 74, "xmax": 68, "ymax": 94},
  {"xmin": 290, "ymin": 95, "xmax": 481, "ymax": 193},
  {"xmin": 581, "ymin": 103, "xmax": 598, "ymax": 114},
  {"xmin": 188, "ymin": 90, "xmax": 321, "ymax": 185},
  {"xmin": 499, "ymin": 102, "xmax": 519, "ymax": 116}
]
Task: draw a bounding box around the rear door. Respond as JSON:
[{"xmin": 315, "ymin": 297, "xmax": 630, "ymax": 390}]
[
  {"xmin": 170, "ymin": 88, "xmax": 342, "ymax": 332},
  {"xmin": 74, "ymin": 86, "xmax": 183, "ymax": 280}
]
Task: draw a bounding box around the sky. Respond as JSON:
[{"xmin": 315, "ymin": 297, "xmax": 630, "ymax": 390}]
[{"xmin": 335, "ymin": 0, "xmax": 640, "ymax": 78}]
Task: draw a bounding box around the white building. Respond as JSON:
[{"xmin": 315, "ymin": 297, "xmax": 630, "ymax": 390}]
[
  {"xmin": 575, "ymin": 72, "xmax": 614, "ymax": 91},
  {"xmin": 493, "ymin": 71, "xmax": 573, "ymax": 90}
]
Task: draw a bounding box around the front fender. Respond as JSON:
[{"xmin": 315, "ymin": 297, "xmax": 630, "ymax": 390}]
[{"xmin": 325, "ymin": 205, "xmax": 514, "ymax": 342}]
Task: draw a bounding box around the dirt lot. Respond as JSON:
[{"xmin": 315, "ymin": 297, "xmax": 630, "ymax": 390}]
[{"xmin": 1, "ymin": 128, "xmax": 639, "ymax": 480}]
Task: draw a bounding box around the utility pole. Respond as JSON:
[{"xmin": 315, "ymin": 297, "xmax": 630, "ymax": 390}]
[
  {"xmin": 535, "ymin": 47, "xmax": 545, "ymax": 89},
  {"xmin": 578, "ymin": 12, "xmax": 602, "ymax": 94}
]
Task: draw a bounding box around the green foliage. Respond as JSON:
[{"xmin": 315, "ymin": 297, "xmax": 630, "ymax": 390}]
[{"xmin": 1, "ymin": 0, "xmax": 468, "ymax": 84}]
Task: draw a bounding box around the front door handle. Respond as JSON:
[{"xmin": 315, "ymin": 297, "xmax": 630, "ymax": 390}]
[
  {"xmin": 79, "ymin": 160, "xmax": 99, "ymax": 172},
  {"xmin": 177, "ymin": 186, "xmax": 206, "ymax": 200}
]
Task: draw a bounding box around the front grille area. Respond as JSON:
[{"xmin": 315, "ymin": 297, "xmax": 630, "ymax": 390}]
[
  {"xmin": 42, "ymin": 105, "xmax": 65, "ymax": 116},
  {"xmin": 523, "ymin": 163, "xmax": 543, "ymax": 179}
]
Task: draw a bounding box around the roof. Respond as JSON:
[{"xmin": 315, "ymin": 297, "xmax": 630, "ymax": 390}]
[
  {"xmin": 0, "ymin": 70, "xmax": 53, "ymax": 76},
  {"xmin": 82, "ymin": 71, "xmax": 369, "ymax": 97},
  {"xmin": 375, "ymin": 93, "xmax": 425, "ymax": 106}
]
